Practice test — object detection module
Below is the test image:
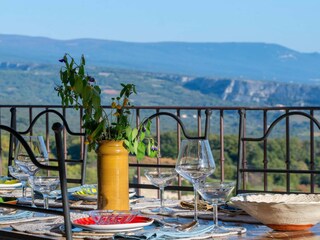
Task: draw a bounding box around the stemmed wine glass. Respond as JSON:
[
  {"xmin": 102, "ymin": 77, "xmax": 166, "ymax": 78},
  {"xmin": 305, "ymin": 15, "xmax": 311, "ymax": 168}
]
[
  {"xmin": 8, "ymin": 165, "xmax": 29, "ymax": 200},
  {"xmin": 197, "ymin": 181, "xmax": 235, "ymax": 233},
  {"xmin": 175, "ymin": 139, "xmax": 216, "ymax": 222},
  {"xmin": 30, "ymin": 176, "xmax": 60, "ymax": 209},
  {"xmin": 144, "ymin": 168, "xmax": 177, "ymax": 214},
  {"xmin": 14, "ymin": 136, "xmax": 49, "ymax": 207}
]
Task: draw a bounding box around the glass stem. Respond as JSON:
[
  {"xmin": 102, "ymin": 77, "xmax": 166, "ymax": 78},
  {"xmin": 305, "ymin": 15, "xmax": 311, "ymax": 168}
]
[
  {"xmin": 213, "ymin": 203, "xmax": 218, "ymax": 228},
  {"xmin": 159, "ymin": 186, "xmax": 164, "ymax": 210},
  {"xmin": 22, "ymin": 181, "xmax": 27, "ymax": 198},
  {"xmin": 193, "ymin": 185, "xmax": 198, "ymax": 221},
  {"xmin": 29, "ymin": 175, "xmax": 36, "ymax": 207},
  {"xmin": 43, "ymin": 195, "xmax": 49, "ymax": 209}
]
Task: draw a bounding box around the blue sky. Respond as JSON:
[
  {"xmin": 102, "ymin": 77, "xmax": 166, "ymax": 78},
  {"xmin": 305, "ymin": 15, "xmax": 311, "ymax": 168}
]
[{"xmin": 1, "ymin": 0, "xmax": 319, "ymax": 53}]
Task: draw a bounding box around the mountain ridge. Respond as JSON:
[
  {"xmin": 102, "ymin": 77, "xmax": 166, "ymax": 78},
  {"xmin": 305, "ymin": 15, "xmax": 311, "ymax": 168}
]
[
  {"xmin": 1, "ymin": 34, "xmax": 320, "ymax": 84},
  {"xmin": 1, "ymin": 34, "xmax": 320, "ymax": 107}
]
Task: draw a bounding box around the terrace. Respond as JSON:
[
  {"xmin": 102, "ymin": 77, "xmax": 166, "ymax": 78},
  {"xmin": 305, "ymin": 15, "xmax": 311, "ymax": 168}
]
[
  {"xmin": 0, "ymin": 104, "xmax": 319, "ymax": 239},
  {"xmin": 1, "ymin": 104, "xmax": 319, "ymax": 195}
]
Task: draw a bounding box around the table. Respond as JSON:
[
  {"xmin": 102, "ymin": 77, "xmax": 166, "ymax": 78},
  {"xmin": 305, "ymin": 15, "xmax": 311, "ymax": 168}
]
[
  {"xmin": 0, "ymin": 197, "xmax": 320, "ymax": 239},
  {"xmin": 1, "ymin": 186, "xmax": 320, "ymax": 240}
]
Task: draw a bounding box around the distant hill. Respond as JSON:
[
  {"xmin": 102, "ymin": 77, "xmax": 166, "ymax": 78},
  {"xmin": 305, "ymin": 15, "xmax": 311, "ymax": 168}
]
[
  {"xmin": 0, "ymin": 34, "xmax": 320, "ymax": 84},
  {"xmin": 1, "ymin": 63, "xmax": 320, "ymax": 107}
]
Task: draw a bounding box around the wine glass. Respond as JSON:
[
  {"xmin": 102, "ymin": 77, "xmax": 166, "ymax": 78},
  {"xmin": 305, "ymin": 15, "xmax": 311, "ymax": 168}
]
[
  {"xmin": 175, "ymin": 139, "xmax": 216, "ymax": 222},
  {"xmin": 197, "ymin": 181, "xmax": 235, "ymax": 233},
  {"xmin": 144, "ymin": 168, "xmax": 177, "ymax": 214},
  {"xmin": 30, "ymin": 176, "xmax": 60, "ymax": 209},
  {"xmin": 8, "ymin": 165, "xmax": 29, "ymax": 200},
  {"xmin": 14, "ymin": 136, "xmax": 49, "ymax": 207}
]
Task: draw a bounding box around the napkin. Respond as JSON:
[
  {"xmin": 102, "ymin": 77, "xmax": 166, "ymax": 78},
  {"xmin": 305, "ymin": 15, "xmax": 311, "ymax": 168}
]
[
  {"xmin": 50, "ymin": 185, "xmax": 91, "ymax": 198},
  {"xmin": 0, "ymin": 210, "xmax": 33, "ymax": 222},
  {"xmin": 180, "ymin": 200, "xmax": 213, "ymax": 211},
  {"xmin": 113, "ymin": 224, "xmax": 213, "ymax": 240}
]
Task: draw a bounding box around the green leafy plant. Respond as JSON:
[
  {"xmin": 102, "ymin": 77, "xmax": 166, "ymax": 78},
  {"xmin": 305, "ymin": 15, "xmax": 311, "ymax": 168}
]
[{"xmin": 55, "ymin": 53, "xmax": 158, "ymax": 160}]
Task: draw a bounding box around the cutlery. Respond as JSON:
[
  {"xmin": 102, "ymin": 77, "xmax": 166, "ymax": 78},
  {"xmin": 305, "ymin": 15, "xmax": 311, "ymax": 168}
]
[{"xmin": 176, "ymin": 220, "xmax": 198, "ymax": 231}]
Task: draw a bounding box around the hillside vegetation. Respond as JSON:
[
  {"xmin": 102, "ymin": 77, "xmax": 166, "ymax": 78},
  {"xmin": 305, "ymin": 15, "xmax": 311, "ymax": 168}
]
[
  {"xmin": 1, "ymin": 132, "xmax": 317, "ymax": 192},
  {"xmin": 2, "ymin": 63, "xmax": 320, "ymax": 108}
]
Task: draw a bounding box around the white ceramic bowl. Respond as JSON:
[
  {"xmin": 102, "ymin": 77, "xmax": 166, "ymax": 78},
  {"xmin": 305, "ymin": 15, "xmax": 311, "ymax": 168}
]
[{"xmin": 231, "ymin": 193, "xmax": 320, "ymax": 231}]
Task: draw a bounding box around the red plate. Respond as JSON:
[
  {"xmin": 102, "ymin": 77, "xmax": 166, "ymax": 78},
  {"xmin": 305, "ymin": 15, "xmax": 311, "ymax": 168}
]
[
  {"xmin": 73, "ymin": 215, "xmax": 152, "ymax": 225},
  {"xmin": 72, "ymin": 215, "xmax": 154, "ymax": 232}
]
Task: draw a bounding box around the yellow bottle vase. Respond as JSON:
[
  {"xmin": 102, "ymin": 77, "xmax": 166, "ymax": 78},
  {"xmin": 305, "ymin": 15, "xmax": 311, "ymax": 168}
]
[{"xmin": 97, "ymin": 140, "xmax": 129, "ymax": 210}]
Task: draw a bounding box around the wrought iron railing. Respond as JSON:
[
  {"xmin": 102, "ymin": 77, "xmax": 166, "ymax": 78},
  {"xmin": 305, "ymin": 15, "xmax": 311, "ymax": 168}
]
[{"xmin": 1, "ymin": 105, "xmax": 320, "ymax": 197}]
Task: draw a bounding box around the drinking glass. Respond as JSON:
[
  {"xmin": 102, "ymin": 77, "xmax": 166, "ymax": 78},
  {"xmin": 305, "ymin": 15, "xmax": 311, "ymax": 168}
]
[
  {"xmin": 30, "ymin": 176, "xmax": 60, "ymax": 209},
  {"xmin": 197, "ymin": 181, "xmax": 235, "ymax": 233},
  {"xmin": 14, "ymin": 136, "xmax": 49, "ymax": 207},
  {"xmin": 175, "ymin": 139, "xmax": 215, "ymax": 221},
  {"xmin": 144, "ymin": 168, "xmax": 177, "ymax": 214},
  {"xmin": 8, "ymin": 165, "xmax": 29, "ymax": 200}
]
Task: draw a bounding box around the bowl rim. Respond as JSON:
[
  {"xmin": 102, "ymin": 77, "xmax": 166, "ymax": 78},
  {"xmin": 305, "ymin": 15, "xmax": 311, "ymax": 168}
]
[{"xmin": 230, "ymin": 193, "xmax": 320, "ymax": 205}]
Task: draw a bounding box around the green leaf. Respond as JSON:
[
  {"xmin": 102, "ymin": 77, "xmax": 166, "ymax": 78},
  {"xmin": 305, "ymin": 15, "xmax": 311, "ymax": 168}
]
[
  {"xmin": 90, "ymin": 120, "xmax": 105, "ymax": 141},
  {"xmin": 69, "ymin": 70, "xmax": 75, "ymax": 86},
  {"xmin": 79, "ymin": 64, "xmax": 85, "ymax": 75},
  {"xmin": 126, "ymin": 126, "xmax": 132, "ymax": 141},
  {"xmin": 131, "ymin": 128, "xmax": 138, "ymax": 140},
  {"xmin": 140, "ymin": 131, "xmax": 145, "ymax": 141},
  {"xmin": 125, "ymin": 140, "xmax": 134, "ymax": 153},
  {"xmin": 94, "ymin": 85, "xmax": 101, "ymax": 94},
  {"xmin": 61, "ymin": 70, "xmax": 68, "ymax": 83},
  {"xmin": 137, "ymin": 143, "xmax": 146, "ymax": 160},
  {"xmin": 133, "ymin": 141, "xmax": 138, "ymax": 154},
  {"xmin": 94, "ymin": 106, "xmax": 102, "ymax": 121},
  {"xmin": 70, "ymin": 58, "xmax": 74, "ymax": 69},
  {"xmin": 132, "ymin": 85, "xmax": 137, "ymax": 94},
  {"xmin": 83, "ymin": 85, "xmax": 93, "ymax": 103},
  {"xmin": 120, "ymin": 87, "xmax": 126, "ymax": 98},
  {"xmin": 74, "ymin": 76, "xmax": 83, "ymax": 93},
  {"xmin": 92, "ymin": 89, "xmax": 101, "ymax": 109},
  {"xmin": 123, "ymin": 140, "xmax": 131, "ymax": 152},
  {"xmin": 81, "ymin": 54, "xmax": 86, "ymax": 65}
]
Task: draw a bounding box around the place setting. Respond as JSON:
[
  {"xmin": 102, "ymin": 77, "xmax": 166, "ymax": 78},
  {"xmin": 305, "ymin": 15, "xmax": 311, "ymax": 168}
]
[
  {"xmin": 72, "ymin": 210, "xmax": 154, "ymax": 233},
  {"xmin": 118, "ymin": 139, "xmax": 246, "ymax": 239},
  {"xmin": 0, "ymin": 195, "xmax": 59, "ymax": 226},
  {"xmin": 13, "ymin": 180, "xmax": 142, "ymax": 211},
  {"xmin": 64, "ymin": 211, "xmax": 217, "ymax": 240},
  {"xmin": 0, "ymin": 137, "xmax": 66, "ymax": 225},
  {"xmin": 47, "ymin": 184, "xmax": 141, "ymax": 210},
  {"xmin": 0, "ymin": 176, "xmax": 22, "ymax": 195},
  {"xmin": 0, "ymin": 176, "xmax": 34, "ymax": 225},
  {"xmin": 70, "ymin": 185, "xmax": 136, "ymax": 201},
  {"xmin": 0, "ymin": 195, "xmax": 34, "ymax": 225},
  {"xmin": 10, "ymin": 210, "xmax": 157, "ymax": 239}
]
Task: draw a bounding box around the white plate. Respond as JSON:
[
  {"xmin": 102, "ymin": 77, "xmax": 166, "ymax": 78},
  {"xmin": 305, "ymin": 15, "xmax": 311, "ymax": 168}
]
[
  {"xmin": 78, "ymin": 226, "xmax": 143, "ymax": 233},
  {"xmin": 72, "ymin": 193, "xmax": 96, "ymax": 201},
  {"xmin": 72, "ymin": 216, "xmax": 153, "ymax": 232},
  {"xmin": 0, "ymin": 182, "xmax": 22, "ymax": 189},
  {"xmin": 129, "ymin": 191, "xmax": 136, "ymax": 198},
  {"xmin": 72, "ymin": 191, "xmax": 136, "ymax": 201}
]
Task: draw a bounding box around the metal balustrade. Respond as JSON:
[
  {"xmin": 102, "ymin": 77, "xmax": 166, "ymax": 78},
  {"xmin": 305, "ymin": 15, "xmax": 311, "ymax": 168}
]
[{"xmin": 1, "ymin": 105, "xmax": 320, "ymax": 197}]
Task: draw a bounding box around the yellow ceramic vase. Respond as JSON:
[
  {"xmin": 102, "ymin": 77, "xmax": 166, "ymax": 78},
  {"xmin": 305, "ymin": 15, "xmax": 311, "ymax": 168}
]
[{"xmin": 97, "ymin": 140, "xmax": 129, "ymax": 210}]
